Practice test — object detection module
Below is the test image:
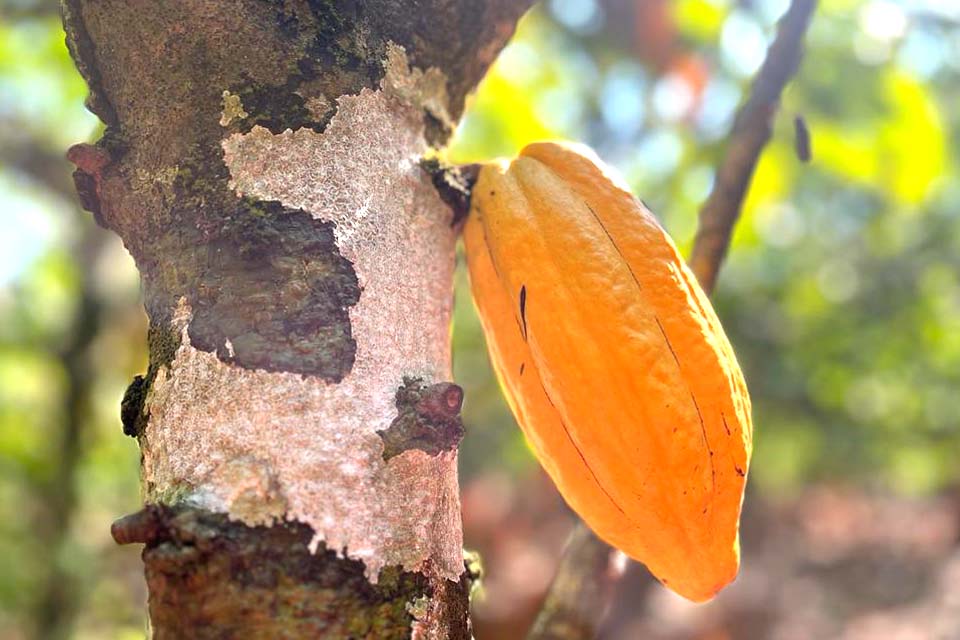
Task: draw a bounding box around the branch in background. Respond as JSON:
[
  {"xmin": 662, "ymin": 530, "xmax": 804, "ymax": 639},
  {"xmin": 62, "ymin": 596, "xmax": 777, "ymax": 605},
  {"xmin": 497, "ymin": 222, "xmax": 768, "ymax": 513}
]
[
  {"xmin": 526, "ymin": 526, "xmax": 627, "ymax": 640},
  {"xmin": 0, "ymin": 124, "xmax": 77, "ymax": 201},
  {"xmin": 0, "ymin": 0, "xmax": 59, "ymax": 20},
  {"xmin": 529, "ymin": 2, "xmax": 817, "ymax": 638},
  {"xmin": 689, "ymin": 0, "xmax": 817, "ymax": 292},
  {"xmin": 32, "ymin": 219, "xmax": 108, "ymax": 640},
  {"xmin": 0, "ymin": 122, "xmax": 111, "ymax": 638}
]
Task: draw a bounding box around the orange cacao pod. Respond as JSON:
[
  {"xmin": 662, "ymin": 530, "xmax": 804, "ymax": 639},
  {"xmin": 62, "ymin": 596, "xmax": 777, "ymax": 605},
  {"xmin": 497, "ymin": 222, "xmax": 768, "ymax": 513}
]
[{"xmin": 463, "ymin": 142, "xmax": 752, "ymax": 601}]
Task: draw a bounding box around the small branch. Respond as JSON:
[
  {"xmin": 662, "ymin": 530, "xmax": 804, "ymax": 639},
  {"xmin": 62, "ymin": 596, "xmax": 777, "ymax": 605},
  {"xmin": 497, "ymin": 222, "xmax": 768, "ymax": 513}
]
[
  {"xmin": 111, "ymin": 505, "xmax": 168, "ymax": 546},
  {"xmin": 377, "ymin": 377, "xmax": 465, "ymax": 461},
  {"xmin": 0, "ymin": 123, "xmax": 77, "ymax": 201},
  {"xmin": 689, "ymin": 0, "xmax": 817, "ymax": 292},
  {"xmin": 33, "ymin": 221, "xmax": 108, "ymax": 640},
  {"xmin": 529, "ymin": 2, "xmax": 816, "ymax": 637},
  {"xmin": 527, "ymin": 526, "xmax": 627, "ymax": 640},
  {"xmin": 527, "ymin": 522, "xmax": 622, "ymax": 640},
  {"xmin": 0, "ymin": 0, "xmax": 59, "ymax": 20}
]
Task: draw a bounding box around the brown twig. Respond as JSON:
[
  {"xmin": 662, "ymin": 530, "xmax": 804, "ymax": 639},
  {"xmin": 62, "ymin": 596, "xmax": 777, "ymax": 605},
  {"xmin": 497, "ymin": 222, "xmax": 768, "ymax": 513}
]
[
  {"xmin": 528, "ymin": 2, "xmax": 816, "ymax": 638},
  {"xmin": 33, "ymin": 221, "xmax": 108, "ymax": 640},
  {"xmin": 689, "ymin": 0, "xmax": 817, "ymax": 292},
  {"xmin": 0, "ymin": 122, "xmax": 78, "ymax": 201},
  {"xmin": 527, "ymin": 525, "xmax": 627, "ymax": 640},
  {"xmin": 0, "ymin": 0, "xmax": 59, "ymax": 20},
  {"xmin": 527, "ymin": 524, "xmax": 622, "ymax": 640}
]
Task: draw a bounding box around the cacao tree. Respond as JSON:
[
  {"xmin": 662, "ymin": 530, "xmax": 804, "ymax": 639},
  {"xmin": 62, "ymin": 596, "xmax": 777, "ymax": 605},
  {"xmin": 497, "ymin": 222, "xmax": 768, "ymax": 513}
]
[{"xmin": 62, "ymin": 1, "xmax": 530, "ymax": 636}]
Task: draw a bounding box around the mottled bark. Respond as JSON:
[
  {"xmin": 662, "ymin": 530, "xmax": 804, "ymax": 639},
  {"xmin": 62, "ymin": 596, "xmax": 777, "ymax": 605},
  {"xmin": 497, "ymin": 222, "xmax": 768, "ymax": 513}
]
[
  {"xmin": 61, "ymin": 0, "xmax": 530, "ymax": 636},
  {"xmin": 111, "ymin": 505, "xmax": 477, "ymax": 640}
]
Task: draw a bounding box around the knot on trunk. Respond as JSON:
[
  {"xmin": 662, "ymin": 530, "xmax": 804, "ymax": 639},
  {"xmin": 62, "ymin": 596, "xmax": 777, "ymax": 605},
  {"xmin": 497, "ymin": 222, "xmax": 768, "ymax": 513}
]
[
  {"xmin": 66, "ymin": 142, "xmax": 113, "ymax": 227},
  {"xmin": 378, "ymin": 377, "xmax": 465, "ymax": 461},
  {"xmin": 111, "ymin": 504, "xmax": 173, "ymax": 547}
]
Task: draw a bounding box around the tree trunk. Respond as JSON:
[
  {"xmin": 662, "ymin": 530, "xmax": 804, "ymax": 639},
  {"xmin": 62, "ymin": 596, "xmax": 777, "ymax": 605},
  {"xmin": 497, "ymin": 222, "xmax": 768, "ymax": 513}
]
[{"xmin": 61, "ymin": 1, "xmax": 530, "ymax": 636}]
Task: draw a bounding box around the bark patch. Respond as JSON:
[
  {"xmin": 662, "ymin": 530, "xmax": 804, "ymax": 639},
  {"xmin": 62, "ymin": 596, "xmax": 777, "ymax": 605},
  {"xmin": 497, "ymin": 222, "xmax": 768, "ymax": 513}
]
[{"xmin": 183, "ymin": 199, "xmax": 360, "ymax": 378}]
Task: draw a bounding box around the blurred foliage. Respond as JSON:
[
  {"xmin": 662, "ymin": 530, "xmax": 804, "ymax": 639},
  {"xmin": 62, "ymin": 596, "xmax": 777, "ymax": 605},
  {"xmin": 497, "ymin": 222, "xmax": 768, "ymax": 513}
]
[
  {"xmin": 1, "ymin": 0, "xmax": 958, "ymax": 638},
  {"xmin": 0, "ymin": 7, "xmax": 147, "ymax": 639}
]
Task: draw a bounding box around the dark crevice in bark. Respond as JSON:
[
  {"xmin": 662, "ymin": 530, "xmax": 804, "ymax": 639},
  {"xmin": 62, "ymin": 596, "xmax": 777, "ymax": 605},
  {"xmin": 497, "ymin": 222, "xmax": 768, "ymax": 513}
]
[
  {"xmin": 120, "ymin": 374, "xmax": 147, "ymax": 438},
  {"xmin": 119, "ymin": 322, "xmax": 183, "ymax": 441},
  {"xmin": 226, "ymin": 73, "xmax": 336, "ymax": 135},
  {"xmin": 421, "ymin": 159, "xmax": 481, "ymax": 229}
]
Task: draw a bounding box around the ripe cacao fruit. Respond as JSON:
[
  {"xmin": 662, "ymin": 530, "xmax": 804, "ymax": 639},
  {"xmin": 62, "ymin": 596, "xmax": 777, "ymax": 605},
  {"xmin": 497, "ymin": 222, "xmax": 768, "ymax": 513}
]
[{"xmin": 463, "ymin": 142, "xmax": 752, "ymax": 602}]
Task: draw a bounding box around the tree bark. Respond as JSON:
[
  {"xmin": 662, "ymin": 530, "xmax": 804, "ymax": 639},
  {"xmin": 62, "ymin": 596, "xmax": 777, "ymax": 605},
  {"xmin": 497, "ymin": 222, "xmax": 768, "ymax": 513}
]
[{"xmin": 61, "ymin": 1, "xmax": 530, "ymax": 636}]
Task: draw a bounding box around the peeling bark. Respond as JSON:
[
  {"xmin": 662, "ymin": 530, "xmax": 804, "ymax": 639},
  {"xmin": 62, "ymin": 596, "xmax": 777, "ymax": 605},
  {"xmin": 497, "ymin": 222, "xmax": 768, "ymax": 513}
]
[{"xmin": 62, "ymin": 0, "xmax": 532, "ymax": 635}]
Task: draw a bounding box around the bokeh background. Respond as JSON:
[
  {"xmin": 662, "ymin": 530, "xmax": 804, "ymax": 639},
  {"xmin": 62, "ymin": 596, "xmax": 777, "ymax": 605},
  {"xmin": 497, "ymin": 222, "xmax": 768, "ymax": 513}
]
[{"xmin": 2, "ymin": 0, "xmax": 959, "ymax": 638}]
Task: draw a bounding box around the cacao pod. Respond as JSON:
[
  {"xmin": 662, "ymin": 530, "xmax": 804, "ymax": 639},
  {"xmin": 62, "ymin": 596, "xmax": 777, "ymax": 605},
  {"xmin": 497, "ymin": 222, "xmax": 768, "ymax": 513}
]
[{"xmin": 463, "ymin": 142, "xmax": 752, "ymax": 602}]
